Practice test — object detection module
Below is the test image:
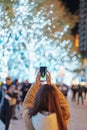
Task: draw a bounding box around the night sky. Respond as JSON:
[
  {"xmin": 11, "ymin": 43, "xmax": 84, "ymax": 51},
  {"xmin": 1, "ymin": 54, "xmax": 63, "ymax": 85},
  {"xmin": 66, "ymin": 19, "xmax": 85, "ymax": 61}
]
[
  {"xmin": 61, "ymin": 0, "xmax": 79, "ymax": 14},
  {"xmin": 61, "ymin": 0, "xmax": 79, "ymax": 34}
]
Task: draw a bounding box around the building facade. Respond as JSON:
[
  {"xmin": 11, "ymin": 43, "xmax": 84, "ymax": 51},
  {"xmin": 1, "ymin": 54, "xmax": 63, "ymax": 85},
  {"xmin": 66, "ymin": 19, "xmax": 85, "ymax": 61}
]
[{"xmin": 79, "ymin": 0, "xmax": 87, "ymax": 58}]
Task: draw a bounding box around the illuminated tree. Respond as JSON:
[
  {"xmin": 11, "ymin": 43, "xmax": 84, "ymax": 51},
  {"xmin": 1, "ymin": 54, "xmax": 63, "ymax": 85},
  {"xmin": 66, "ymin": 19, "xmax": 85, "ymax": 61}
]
[{"xmin": 0, "ymin": 0, "xmax": 82, "ymax": 82}]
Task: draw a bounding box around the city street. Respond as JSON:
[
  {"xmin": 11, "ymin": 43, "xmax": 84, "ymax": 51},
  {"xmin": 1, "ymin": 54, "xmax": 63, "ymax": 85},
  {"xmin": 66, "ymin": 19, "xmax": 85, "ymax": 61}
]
[
  {"xmin": 68, "ymin": 90, "xmax": 87, "ymax": 130},
  {"xmin": 9, "ymin": 90, "xmax": 87, "ymax": 130}
]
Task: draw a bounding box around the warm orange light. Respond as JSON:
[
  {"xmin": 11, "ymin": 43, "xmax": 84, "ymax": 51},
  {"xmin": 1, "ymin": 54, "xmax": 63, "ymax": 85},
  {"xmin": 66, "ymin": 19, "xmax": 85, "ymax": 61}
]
[{"xmin": 75, "ymin": 34, "xmax": 79, "ymax": 47}]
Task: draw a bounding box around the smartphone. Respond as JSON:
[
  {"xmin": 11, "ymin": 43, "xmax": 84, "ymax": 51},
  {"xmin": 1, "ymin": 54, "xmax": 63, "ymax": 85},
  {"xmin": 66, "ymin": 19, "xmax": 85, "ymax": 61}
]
[{"xmin": 40, "ymin": 66, "xmax": 47, "ymax": 81}]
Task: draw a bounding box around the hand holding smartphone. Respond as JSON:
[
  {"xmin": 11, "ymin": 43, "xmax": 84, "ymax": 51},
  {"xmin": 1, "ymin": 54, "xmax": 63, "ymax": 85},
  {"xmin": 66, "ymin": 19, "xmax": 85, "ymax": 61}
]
[{"xmin": 40, "ymin": 66, "xmax": 47, "ymax": 81}]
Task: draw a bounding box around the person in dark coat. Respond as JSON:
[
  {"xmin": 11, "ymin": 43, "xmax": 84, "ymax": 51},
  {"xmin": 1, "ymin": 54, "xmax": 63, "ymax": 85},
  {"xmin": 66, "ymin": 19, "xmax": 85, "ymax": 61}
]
[
  {"xmin": 0, "ymin": 85, "xmax": 12, "ymax": 130},
  {"xmin": 21, "ymin": 80, "xmax": 32, "ymax": 102},
  {"xmin": 5, "ymin": 77, "xmax": 18, "ymax": 120},
  {"xmin": 71, "ymin": 84, "xmax": 77, "ymax": 101},
  {"xmin": 77, "ymin": 84, "xmax": 84, "ymax": 104},
  {"xmin": 60, "ymin": 84, "xmax": 69, "ymax": 98}
]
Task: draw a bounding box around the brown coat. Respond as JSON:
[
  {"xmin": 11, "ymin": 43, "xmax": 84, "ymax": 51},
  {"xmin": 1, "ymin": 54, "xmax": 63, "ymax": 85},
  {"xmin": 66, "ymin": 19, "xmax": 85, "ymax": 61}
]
[{"xmin": 23, "ymin": 83, "xmax": 70, "ymax": 130}]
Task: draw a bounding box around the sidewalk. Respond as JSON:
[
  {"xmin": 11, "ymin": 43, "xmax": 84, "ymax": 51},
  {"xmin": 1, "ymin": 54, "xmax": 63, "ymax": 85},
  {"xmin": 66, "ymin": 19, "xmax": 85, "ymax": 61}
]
[
  {"xmin": 9, "ymin": 90, "xmax": 87, "ymax": 130},
  {"xmin": 68, "ymin": 90, "xmax": 87, "ymax": 130},
  {"xmin": 9, "ymin": 119, "xmax": 26, "ymax": 130}
]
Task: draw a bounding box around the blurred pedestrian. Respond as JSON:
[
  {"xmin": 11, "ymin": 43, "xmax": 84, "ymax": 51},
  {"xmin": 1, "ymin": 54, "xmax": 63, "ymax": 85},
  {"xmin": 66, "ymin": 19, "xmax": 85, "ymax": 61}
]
[
  {"xmin": 5, "ymin": 77, "xmax": 18, "ymax": 120},
  {"xmin": 71, "ymin": 84, "xmax": 77, "ymax": 101},
  {"xmin": 21, "ymin": 80, "xmax": 32, "ymax": 102},
  {"xmin": 77, "ymin": 84, "xmax": 84, "ymax": 104},
  {"xmin": 1, "ymin": 86, "xmax": 12, "ymax": 130},
  {"xmin": 59, "ymin": 84, "xmax": 69, "ymax": 98}
]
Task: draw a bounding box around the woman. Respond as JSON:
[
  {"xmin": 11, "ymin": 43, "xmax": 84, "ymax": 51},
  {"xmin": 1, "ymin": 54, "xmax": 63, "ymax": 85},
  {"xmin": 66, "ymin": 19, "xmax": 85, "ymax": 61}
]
[
  {"xmin": 23, "ymin": 71, "xmax": 70, "ymax": 130},
  {"xmin": 29, "ymin": 84, "xmax": 68, "ymax": 130}
]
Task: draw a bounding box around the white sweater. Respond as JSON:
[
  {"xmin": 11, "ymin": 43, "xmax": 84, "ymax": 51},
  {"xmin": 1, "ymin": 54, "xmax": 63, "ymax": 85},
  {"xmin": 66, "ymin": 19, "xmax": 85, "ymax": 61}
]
[{"xmin": 32, "ymin": 112, "xmax": 59, "ymax": 130}]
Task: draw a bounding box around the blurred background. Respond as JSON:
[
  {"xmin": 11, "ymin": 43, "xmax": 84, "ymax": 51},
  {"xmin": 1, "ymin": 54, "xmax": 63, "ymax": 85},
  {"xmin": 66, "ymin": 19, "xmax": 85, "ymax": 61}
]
[
  {"xmin": 0, "ymin": 0, "xmax": 87, "ymax": 130},
  {"xmin": 0, "ymin": 0, "xmax": 87, "ymax": 86}
]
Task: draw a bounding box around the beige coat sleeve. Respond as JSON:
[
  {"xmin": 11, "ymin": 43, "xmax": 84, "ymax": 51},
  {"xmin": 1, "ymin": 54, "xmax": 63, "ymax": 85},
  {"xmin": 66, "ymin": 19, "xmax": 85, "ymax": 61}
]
[
  {"xmin": 52, "ymin": 84, "xmax": 70, "ymax": 124},
  {"xmin": 22, "ymin": 83, "xmax": 40, "ymax": 130},
  {"xmin": 23, "ymin": 109, "xmax": 35, "ymax": 130},
  {"xmin": 23, "ymin": 83, "xmax": 40, "ymax": 110}
]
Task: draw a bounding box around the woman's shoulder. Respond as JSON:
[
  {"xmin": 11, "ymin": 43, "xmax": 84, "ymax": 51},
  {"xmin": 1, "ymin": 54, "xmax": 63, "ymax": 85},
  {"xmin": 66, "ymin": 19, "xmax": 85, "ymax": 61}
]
[{"xmin": 32, "ymin": 112, "xmax": 59, "ymax": 130}]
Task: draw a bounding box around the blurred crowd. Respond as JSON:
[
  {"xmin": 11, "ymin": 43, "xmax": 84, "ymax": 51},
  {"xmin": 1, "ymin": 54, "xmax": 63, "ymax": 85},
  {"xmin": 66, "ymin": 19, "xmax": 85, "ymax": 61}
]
[
  {"xmin": 0, "ymin": 77, "xmax": 32, "ymax": 130},
  {"xmin": 71, "ymin": 82, "xmax": 87, "ymax": 104},
  {"xmin": 56, "ymin": 82, "xmax": 87, "ymax": 104},
  {"xmin": 0, "ymin": 76, "xmax": 87, "ymax": 130}
]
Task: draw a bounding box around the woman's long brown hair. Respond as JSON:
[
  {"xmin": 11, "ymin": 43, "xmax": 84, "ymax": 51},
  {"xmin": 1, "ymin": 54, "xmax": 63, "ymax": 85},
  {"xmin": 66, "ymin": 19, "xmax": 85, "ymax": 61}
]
[{"xmin": 29, "ymin": 84, "xmax": 67, "ymax": 130}]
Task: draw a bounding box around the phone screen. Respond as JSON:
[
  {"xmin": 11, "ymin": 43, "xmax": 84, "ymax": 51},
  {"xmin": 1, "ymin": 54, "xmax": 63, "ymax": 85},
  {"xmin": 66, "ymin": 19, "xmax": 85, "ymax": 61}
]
[{"xmin": 40, "ymin": 66, "xmax": 47, "ymax": 81}]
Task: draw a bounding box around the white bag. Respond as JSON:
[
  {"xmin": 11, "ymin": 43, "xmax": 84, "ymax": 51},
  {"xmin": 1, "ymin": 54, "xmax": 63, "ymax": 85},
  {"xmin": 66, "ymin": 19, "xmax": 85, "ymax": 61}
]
[{"xmin": 0, "ymin": 120, "xmax": 5, "ymax": 130}]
